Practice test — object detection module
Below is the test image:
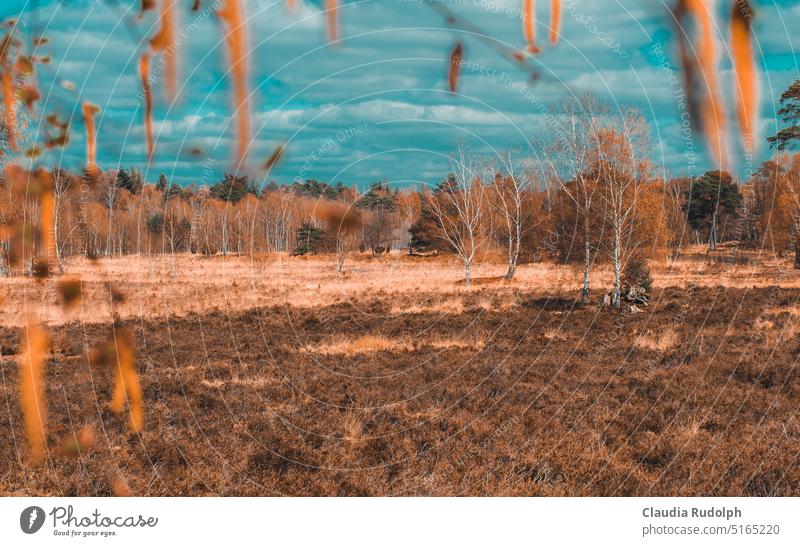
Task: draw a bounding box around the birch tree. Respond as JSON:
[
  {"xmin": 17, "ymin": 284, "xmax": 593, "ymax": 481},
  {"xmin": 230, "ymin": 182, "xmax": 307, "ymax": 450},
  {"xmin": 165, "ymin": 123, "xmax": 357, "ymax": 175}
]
[
  {"xmin": 490, "ymin": 152, "xmax": 535, "ymax": 280},
  {"xmin": 427, "ymin": 145, "xmax": 486, "ymax": 287},
  {"xmin": 51, "ymin": 168, "xmax": 75, "ymax": 273},
  {"xmin": 540, "ymin": 94, "xmax": 606, "ymax": 304},
  {"xmin": 592, "ymin": 110, "xmax": 650, "ymax": 308}
]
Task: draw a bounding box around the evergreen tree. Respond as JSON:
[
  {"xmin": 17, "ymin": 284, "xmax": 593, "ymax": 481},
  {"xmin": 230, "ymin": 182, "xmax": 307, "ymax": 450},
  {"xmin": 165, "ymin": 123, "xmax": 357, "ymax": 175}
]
[
  {"xmin": 115, "ymin": 168, "xmax": 143, "ymax": 194},
  {"xmin": 291, "ymin": 222, "xmax": 327, "ymax": 255},
  {"xmin": 768, "ymin": 78, "xmax": 800, "ymax": 151},
  {"xmin": 156, "ymin": 173, "xmax": 169, "ymax": 192},
  {"xmin": 683, "ymin": 170, "xmax": 743, "ymax": 250},
  {"xmin": 210, "ymin": 173, "xmax": 250, "ymax": 203},
  {"xmin": 358, "ymin": 181, "xmax": 398, "ymax": 211},
  {"xmin": 291, "ymin": 179, "xmax": 344, "ymax": 200},
  {"xmin": 156, "ymin": 173, "xmax": 182, "ymax": 200}
]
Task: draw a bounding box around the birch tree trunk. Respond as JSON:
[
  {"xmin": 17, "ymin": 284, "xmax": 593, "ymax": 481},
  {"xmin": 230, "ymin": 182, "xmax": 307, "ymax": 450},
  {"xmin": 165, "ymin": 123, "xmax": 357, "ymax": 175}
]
[
  {"xmin": 612, "ymin": 222, "xmax": 622, "ymax": 308},
  {"xmin": 581, "ymin": 237, "xmax": 590, "ymax": 305}
]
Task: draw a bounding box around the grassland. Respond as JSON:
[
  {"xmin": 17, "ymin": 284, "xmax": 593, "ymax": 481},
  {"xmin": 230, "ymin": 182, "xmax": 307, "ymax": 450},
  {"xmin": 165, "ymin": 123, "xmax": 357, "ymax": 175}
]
[{"xmin": 1, "ymin": 248, "xmax": 800, "ymax": 495}]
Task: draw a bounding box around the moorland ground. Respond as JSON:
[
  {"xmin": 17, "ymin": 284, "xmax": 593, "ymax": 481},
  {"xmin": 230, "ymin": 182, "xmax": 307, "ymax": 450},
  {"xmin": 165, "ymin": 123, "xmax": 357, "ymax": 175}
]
[{"xmin": 2, "ymin": 249, "xmax": 800, "ymax": 495}]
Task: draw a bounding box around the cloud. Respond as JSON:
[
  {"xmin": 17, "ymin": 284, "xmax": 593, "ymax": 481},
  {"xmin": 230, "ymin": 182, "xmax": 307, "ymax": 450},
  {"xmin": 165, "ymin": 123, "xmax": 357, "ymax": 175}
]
[{"xmin": 2, "ymin": 0, "xmax": 797, "ymax": 186}]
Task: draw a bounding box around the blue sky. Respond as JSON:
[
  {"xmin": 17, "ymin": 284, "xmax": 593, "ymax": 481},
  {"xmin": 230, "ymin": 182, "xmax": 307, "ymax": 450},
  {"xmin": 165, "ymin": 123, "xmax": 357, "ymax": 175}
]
[{"xmin": 2, "ymin": 0, "xmax": 799, "ymax": 188}]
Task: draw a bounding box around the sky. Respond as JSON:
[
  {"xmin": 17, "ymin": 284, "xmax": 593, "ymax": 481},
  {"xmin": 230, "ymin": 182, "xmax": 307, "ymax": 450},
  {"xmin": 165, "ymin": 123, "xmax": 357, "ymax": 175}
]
[{"xmin": 1, "ymin": 0, "xmax": 799, "ymax": 189}]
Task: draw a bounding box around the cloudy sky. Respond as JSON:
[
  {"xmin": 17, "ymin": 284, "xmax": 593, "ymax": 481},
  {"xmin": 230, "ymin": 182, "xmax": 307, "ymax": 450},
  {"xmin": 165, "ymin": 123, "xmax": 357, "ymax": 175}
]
[{"xmin": 2, "ymin": 0, "xmax": 799, "ymax": 188}]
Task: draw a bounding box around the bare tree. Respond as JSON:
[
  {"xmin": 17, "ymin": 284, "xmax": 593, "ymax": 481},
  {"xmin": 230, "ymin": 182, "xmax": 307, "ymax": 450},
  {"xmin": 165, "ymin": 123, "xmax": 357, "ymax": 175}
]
[
  {"xmin": 319, "ymin": 201, "xmax": 362, "ymax": 273},
  {"xmin": 540, "ymin": 94, "xmax": 607, "ymax": 304},
  {"xmin": 427, "ymin": 145, "xmax": 486, "ymax": 287},
  {"xmin": 490, "ymin": 151, "xmax": 535, "ymax": 280},
  {"xmin": 51, "ymin": 168, "xmax": 76, "ymax": 274},
  {"xmin": 593, "ymin": 110, "xmax": 650, "ymax": 308}
]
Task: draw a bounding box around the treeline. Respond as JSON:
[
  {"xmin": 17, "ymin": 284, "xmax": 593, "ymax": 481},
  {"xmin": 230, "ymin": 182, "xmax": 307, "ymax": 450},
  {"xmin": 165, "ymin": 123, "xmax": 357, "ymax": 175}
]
[
  {"xmin": 1, "ymin": 152, "xmax": 798, "ymax": 267},
  {"xmin": 2, "ymin": 92, "xmax": 800, "ymax": 308}
]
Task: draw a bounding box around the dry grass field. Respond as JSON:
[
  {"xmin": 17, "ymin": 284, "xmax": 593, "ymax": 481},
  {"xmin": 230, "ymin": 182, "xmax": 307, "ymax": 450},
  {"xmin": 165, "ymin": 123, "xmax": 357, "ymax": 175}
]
[
  {"xmin": 0, "ymin": 246, "xmax": 797, "ymax": 327},
  {"xmin": 2, "ymin": 248, "xmax": 800, "ymax": 495}
]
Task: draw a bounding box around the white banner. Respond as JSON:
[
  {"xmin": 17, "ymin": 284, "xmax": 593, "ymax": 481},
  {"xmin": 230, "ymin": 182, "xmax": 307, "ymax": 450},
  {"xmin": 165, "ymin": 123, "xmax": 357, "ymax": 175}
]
[{"xmin": 1, "ymin": 497, "xmax": 797, "ymax": 545}]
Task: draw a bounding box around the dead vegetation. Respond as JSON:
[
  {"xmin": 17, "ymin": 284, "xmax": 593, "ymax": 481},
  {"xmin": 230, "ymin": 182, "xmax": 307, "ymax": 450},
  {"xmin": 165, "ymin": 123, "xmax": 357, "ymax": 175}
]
[
  {"xmin": 2, "ymin": 248, "xmax": 799, "ymax": 328},
  {"xmin": 2, "ymin": 277, "xmax": 800, "ymax": 496},
  {"xmin": 633, "ymin": 328, "xmax": 679, "ymax": 352}
]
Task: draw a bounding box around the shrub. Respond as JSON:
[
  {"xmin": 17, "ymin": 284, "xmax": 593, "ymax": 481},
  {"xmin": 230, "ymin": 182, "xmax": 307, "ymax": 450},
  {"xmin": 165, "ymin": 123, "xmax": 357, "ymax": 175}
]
[
  {"xmin": 146, "ymin": 213, "xmax": 165, "ymax": 234},
  {"xmin": 292, "ymin": 222, "xmax": 327, "ymax": 256},
  {"xmin": 623, "ymin": 257, "xmax": 653, "ymax": 292}
]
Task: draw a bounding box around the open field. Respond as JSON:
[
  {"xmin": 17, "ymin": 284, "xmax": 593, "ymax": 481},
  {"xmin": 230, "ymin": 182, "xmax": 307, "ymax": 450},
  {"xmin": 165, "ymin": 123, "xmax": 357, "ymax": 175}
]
[
  {"xmin": 2, "ymin": 250, "xmax": 800, "ymax": 495},
  {"xmin": 0, "ymin": 247, "xmax": 799, "ymax": 327}
]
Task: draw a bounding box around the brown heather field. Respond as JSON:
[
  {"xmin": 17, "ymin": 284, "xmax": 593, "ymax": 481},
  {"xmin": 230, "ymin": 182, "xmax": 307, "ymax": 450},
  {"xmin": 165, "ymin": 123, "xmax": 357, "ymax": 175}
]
[{"xmin": 2, "ymin": 248, "xmax": 800, "ymax": 496}]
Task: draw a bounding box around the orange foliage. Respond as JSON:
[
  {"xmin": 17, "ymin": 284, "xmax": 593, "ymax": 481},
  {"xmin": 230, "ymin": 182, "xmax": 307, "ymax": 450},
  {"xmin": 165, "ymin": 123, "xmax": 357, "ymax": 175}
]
[
  {"xmin": 107, "ymin": 328, "xmax": 143, "ymax": 433},
  {"xmin": 37, "ymin": 168, "xmax": 55, "ymax": 266},
  {"xmin": 149, "ymin": 0, "xmax": 177, "ymax": 100},
  {"xmin": 550, "ymin": 0, "xmax": 561, "ymax": 44},
  {"xmin": 326, "ymin": 0, "xmax": 340, "ymax": 42},
  {"xmin": 82, "ymin": 102, "xmax": 100, "ymax": 171},
  {"xmin": 217, "ymin": 0, "xmax": 250, "ymax": 167},
  {"xmin": 44, "ymin": 113, "xmax": 69, "ymax": 149},
  {"xmin": 264, "ymin": 143, "xmax": 286, "ymax": 171},
  {"xmin": 522, "ymin": 0, "xmax": 540, "ymax": 53},
  {"xmin": 2, "ymin": 69, "xmax": 16, "ymax": 151},
  {"xmin": 448, "ymin": 42, "xmax": 463, "ymax": 93},
  {"xmin": 110, "ymin": 475, "xmax": 132, "ymax": 496},
  {"xmin": 730, "ymin": 0, "xmax": 758, "ymax": 154},
  {"xmin": 681, "ymin": 0, "xmax": 728, "ymax": 168},
  {"xmin": 139, "ymin": 53, "xmax": 154, "ymax": 160},
  {"xmin": 3, "ymin": 166, "xmax": 56, "ymax": 273},
  {"xmin": 317, "ymin": 200, "xmax": 362, "ymax": 233},
  {"xmin": 19, "ymin": 318, "xmax": 50, "ymax": 464}
]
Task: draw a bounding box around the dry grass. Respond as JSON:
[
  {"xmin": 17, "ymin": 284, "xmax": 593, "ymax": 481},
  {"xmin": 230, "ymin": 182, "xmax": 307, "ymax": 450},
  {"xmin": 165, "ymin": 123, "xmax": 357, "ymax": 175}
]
[
  {"xmin": 303, "ymin": 334, "xmax": 412, "ymax": 356},
  {"xmin": 633, "ymin": 328, "xmax": 679, "ymax": 352},
  {"xmin": 427, "ymin": 337, "xmax": 485, "ymax": 351},
  {"xmin": 543, "ymin": 327, "xmax": 568, "ymax": 340},
  {"xmin": 303, "ymin": 333, "xmax": 485, "ymax": 356},
  {"xmin": 765, "ymin": 306, "xmax": 800, "ymax": 319},
  {"xmin": 394, "ymin": 297, "xmax": 465, "ymax": 315},
  {"xmin": 4, "ymin": 284, "xmax": 800, "ymax": 495},
  {"xmin": 1, "ymin": 246, "xmax": 800, "ymax": 328},
  {"xmin": 755, "ymin": 317, "xmax": 775, "ymax": 331},
  {"xmin": 762, "ymin": 318, "xmax": 800, "ymax": 347}
]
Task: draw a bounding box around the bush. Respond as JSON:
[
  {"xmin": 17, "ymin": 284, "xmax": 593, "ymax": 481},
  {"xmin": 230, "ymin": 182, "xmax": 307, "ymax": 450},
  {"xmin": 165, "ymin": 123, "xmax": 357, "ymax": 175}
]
[
  {"xmin": 146, "ymin": 213, "xmax": 165, "ymax": 234},
  {"xmin": 292, "ymin": 223, "xmax": 327, "ymax": 256},
  {"xmin": 623, "ymin": 257, "xmax": 653, "ymax": 293}
]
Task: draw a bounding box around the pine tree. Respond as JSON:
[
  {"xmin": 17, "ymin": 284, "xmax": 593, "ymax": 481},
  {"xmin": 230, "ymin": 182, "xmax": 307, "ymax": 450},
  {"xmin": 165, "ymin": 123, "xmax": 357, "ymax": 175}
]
[
  {"xmin": 210, "ymin": 173, "xmax": 249, "ymax": 203},
  {"xmin": 291, "ymin": 222, "xmax": 327, "ymax": 255},
  {"xmin": 156, "ymin": 173, "xmax": 182, "ymax": 200},
  {"xmin": 115, "ymin": 168, "xmax": 143, "ymax": 194},
  {"xmin": 683, "ymin": 170, "xmax": 743, "ymax": 250},
  {"xmin": 768, "ymin": 79, "xmax": 800, "ymax": 151}
]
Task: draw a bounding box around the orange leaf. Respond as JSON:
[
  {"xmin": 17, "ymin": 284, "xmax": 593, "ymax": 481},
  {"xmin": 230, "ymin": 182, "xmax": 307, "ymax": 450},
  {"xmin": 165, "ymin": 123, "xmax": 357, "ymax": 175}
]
[
  {"xmin": 550, "ymin": 0, "xmax": 561, "ymax": 44},
  {"xmin": 139, "ymin": 53, "xmax": 154, "ymax": 160},
  {"xmin": 149, "ymin": 0, "xmax": 177, "ymax": 100},
  {"xmin": 82, "ymin": 102, "xmax": 100, "ymax": 171},
  {"xmin": 326, "ymin": 0, "xmax": 340, "ymax": 42},
  {"xmin": 522, "ymin": 0, "xmax": 539, "ymax": 53},
  {"xmin": 217, "ymin": 0, "xmax": 250, "ymax": 167},
  {"xmin": 730, "ymin": 0, "xmax": 758, "ymax": 154},
  {"xmin": 448, "ymin": 42, "xmax": 463, "ymax": 93},
  {"xmin": 2, "ymin": 70, "xmax": 16, "ymax": 151},
  {"xmin": 107, "ymin": 328, "xmax": 143, "ymax": 433},
  {"xmin": 19, "ymin": 318, "xmax": 50, "ymax": 465}
]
